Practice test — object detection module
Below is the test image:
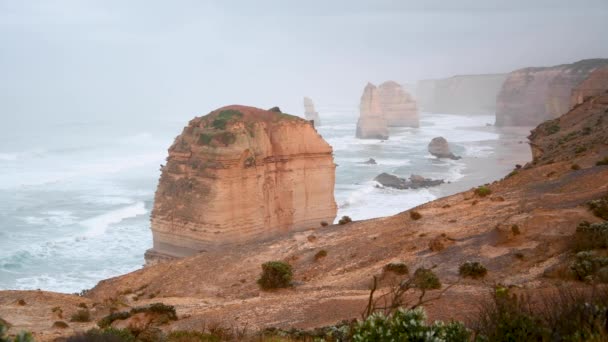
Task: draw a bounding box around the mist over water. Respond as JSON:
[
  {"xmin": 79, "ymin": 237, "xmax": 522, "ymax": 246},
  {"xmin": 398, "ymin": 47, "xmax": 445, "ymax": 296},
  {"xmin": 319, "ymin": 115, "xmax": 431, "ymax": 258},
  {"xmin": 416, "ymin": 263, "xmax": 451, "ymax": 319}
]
[{"xmin": 0, "ymin": 107, "xmax": 528, "ymax": 293}]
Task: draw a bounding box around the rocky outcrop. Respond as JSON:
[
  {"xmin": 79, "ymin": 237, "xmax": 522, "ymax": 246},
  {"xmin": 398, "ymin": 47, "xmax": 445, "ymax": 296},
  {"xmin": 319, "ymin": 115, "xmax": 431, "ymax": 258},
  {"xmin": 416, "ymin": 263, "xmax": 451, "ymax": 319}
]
[
  {"xmin": 416, "ymin": 74, "xmax": 507, "ymax": 114},
  {"xmin": 374, "ymin": 173, "xmax": 444, "ymax": 189},
  {"xmin": 378, "ymin": 81, "xmax": 419, "ymax": 127},
  {"xmin": 571, "ymin": 66, "xmax": 608, "ymax": 107},
  {"xmin": 360, "ymin": 158, "xmax": 377, "ymax": 165},
  {"xmin": 428, "ymin": 137, "xmax": 461, "ymax": 160},
  {"xmin": 496, "ymin": 59, "xmax": 608, "ymax": 126},
  {"xmin": 356, "ymin": 83, "xmax": 389, "ymax": 139},
  {"xmin": 146, "ymin": 105, "xmax": 337, "ymax": 263},
  {"xmin": 303, "ymin": 97, "xmax": 321, "ymax": 126}
]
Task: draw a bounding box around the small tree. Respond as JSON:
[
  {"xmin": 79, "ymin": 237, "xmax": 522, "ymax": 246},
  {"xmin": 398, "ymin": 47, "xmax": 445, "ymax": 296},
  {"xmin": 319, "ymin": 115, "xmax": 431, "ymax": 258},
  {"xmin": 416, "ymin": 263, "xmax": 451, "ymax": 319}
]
[{"xmin": 257, "ymin": 261, "xmax": 293, "ymax": 290}]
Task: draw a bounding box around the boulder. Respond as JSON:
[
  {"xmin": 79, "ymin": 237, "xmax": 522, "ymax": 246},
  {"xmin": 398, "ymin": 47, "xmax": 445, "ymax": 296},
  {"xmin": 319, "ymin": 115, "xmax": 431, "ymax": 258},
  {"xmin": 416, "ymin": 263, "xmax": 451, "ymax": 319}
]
[{"xmin": 428, "ymin": 137, "xmax": 461, "ymax": 160}]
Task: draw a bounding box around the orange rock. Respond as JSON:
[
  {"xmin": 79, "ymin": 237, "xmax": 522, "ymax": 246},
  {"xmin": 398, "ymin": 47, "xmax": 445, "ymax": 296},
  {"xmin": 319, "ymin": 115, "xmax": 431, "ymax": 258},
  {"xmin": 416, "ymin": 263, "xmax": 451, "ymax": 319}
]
[
  {"xmin": 356, "ymin": 83, "xmax": 389, "ymax": 139},
  {"xmin": 378, "ymin": 81, "xmax": 419, "ymax": 127}
]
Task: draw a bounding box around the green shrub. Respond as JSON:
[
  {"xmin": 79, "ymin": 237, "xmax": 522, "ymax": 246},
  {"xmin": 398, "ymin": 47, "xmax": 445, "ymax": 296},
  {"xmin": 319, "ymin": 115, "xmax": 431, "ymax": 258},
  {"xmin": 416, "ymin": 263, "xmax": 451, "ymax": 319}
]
[
  {"xmin": 211, "ymin": 109, "xmax": 243, "ymax": 130},
  {"xmin": 351, "ymin": 307, "xmax": 470, "ymax": 342},
  {"xmin": 410, "ymin": 210, "xmax": 422, "ymax": 220},
  {"xmin": 570, "ymin": 251, "xmax": 608, "ymax": 282},
  {"xmin": 257, "ymin": 261, "xmax": 293, "ymax": 290},
  {"xmin": 314, "ymin": 250, "xmax": 327, "ymax": 261},
  {"xmin": 474, "ymin": 186, "xmax": 492, "ymax": 197},
  {"xmin": 131, "ymin": 303, "xmax": 177, "ymax": 321},
  {"xmin": 596, "ymin": 157, "xmax": 608, "ymax": 166},
  {"xmin": 588, "ymin": 196, "xmax": 608, "ymax": 220},
  {"xmin": 214, "ymin": 131, "xmax": 236, "ymax": 146},
  {"xmin": 413, "ymin": 268, "xmax": 441, "ymax": 290},
  {"xmin": 70, "ymin": 309, "xmax": 91, "ymax": 322},
  {"xmin": 546, "ymin": 123, "xmax": 560, "ymax": 135},
  {"xmin": 98, "ymin": 311, "xmax": 131, "ymax": 328},
  {"xmin": 459, "ymin": 261, "xmax": 488, "ymax": 279},
  {"xmin": 66, "ymin": 328, "xmax": 135, "ymax": 342},
  {"xmin": 167, "ymin": 330, "xmax": 220, "ymax": 342},
  {"xmin": 338, "ymin": 216, "xmax": 352, "ymax": 225},
  {"xmin": 571, "ymin": 164, "xmax": 581, "ymax": 170},
  {"xmin": 511, "ymin": 224, "xmax": 521, "ymax": 235},
  {"xmin": 575, "ymin": 146, "xmax": 587, "ymax": 154},
  {"xmin": 1, "ymin": 320, "xmax": 34, "ymax": 342},
  {"xmin": 383, "ymin": 262, "xmax": 409, "ymax": 275},
  {"xmin": 198, "ymin": 133, "xmax": 213, "ymax": 145},
  {"xmin": 575, "ymin": 221, "xmax": 608, "ymax": 251}
]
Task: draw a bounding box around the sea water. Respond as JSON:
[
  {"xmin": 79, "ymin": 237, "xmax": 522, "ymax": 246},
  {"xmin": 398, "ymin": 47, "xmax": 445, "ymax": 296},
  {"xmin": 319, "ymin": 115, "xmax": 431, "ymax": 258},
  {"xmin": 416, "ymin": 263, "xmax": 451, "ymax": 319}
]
[{"xmin": 0, "ymin": 109, "xmax": 518, "ymax": 293}]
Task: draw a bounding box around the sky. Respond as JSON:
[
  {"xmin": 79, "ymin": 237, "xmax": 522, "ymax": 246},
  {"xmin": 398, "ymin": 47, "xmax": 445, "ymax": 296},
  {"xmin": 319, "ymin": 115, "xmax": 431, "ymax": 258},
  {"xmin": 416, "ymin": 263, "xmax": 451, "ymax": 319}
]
[{"xmin": 1, "ymin": 0, "xmax": 607, "ymax": 124}]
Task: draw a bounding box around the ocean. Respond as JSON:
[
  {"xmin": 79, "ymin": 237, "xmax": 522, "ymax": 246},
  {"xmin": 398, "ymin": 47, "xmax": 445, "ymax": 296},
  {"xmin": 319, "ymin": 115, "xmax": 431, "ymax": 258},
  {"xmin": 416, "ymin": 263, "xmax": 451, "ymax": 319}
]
[{"xmin": 0, "ymin": 108, "xmax": 529, "ymax": 293}]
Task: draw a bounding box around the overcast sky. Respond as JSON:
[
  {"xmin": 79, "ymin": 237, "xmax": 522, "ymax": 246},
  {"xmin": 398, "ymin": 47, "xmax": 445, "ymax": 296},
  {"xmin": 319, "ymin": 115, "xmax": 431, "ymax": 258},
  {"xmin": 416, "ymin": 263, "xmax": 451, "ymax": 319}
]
[{"xmin": 1, "ymin": 0, "xmax": 607, "ymax": 124}]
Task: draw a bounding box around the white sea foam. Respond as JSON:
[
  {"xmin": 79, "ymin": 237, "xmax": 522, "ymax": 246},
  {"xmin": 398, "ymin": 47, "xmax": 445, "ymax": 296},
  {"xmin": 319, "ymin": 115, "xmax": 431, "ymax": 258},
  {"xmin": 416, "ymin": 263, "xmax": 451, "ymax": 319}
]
[
  {"xmin": 81, "ymin": 202, "xmax": 147, "ymax": 237},
  {"xmin": 21, "ymin": 211, "xmax": 77, "ymax": 227}
]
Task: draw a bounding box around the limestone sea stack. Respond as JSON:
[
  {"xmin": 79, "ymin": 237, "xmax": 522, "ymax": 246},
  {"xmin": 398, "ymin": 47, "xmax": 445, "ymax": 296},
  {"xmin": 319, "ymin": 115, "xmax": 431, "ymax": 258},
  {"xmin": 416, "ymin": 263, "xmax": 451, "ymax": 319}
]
[
  {"xmin": 571, "ymin": 65, "xmax": 608, "ymax": 107},
  {"xmin": 495, "ymin": 59, "xmax": 608, "ymax": 126},
  {"xmin": 378, "ymin": 81, "xmax": 419, "ymax": 127},
  {"xmin": 146, "ymin": 105, "xmax": 337, "ymax": 263},
  {"xmin": 374, "ymin": 173, "xmax": 444, "ymax": 190},
  {"xmin": 303, "ymin": 97, "xmax": 321, "ymax": 126},
  {"xmin": 428, "ymin": 137, "xmax": 461, "ymax": 160},
  {"xmin": 356, "ymin": 83, "xmax": 389, "ymax": 139}
]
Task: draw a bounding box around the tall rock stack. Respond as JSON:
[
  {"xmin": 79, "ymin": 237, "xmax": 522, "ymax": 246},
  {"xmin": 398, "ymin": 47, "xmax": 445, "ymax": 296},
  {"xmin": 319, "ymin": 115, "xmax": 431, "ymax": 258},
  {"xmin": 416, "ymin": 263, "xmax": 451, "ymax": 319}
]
[
  {"xmin": 356, "ymin": 83, "xmax": 389, "ymax": 139},
  {"xmin": 495, "ymin": 59, "xmax": 608, "ymax": 126},
  {"xmin": 146, "ymin": 105, "xmax": 337, "ymax": 264},
  {"xmin": 303, "ymin": 97, "xmax": 321, "ymax": 126},
  {"xmin": 378, "ymin": 81, "xmax": 419, "ymax": 127},
  {"xmin": 571, "ymin": 65, "xmax": 608, "ymax": 107}
]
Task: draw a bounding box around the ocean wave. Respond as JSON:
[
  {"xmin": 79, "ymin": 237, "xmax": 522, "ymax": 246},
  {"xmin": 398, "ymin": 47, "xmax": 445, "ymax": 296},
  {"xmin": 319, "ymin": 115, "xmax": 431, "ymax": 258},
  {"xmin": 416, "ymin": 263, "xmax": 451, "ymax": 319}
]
[
  {"xmin": 21, "ymin": 210, "xmax": 77, "ymax": 227},
  {"xmin": 81, "ymin": 202, "xmax": 147, "ymax": 237}
]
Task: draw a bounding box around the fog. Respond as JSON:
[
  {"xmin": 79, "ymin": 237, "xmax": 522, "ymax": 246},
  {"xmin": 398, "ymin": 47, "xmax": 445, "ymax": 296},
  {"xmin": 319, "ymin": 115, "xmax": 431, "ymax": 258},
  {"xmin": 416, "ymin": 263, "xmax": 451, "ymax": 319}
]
[{"xmin": 1, "ymin": 0, "xmax": 607, "ymax": 125}]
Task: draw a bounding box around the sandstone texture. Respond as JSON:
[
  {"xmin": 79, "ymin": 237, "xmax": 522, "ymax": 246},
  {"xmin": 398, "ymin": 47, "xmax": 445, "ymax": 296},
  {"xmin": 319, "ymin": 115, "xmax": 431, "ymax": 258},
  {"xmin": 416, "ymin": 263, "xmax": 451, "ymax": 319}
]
[
  {"xmin": 4, "ymin": 94, "xmax": 608, "ymax": 341},
  {"xmin": 495, "ymin": 59, "xmax": 608, "ymax": 126},
  {"xmin": 416, "ymin": 74, "xmax": 507, "ymax": 114},
  {"xmin": 356, "ymin": 83, "xmax": 389, "ymax": 139},
  {"xmin": 571, "ymin": 65, "xmax": 608, "ymax": 107},
  {"xmin": 145, "ymin": 105, "xmax": 337, "ymax": 263},
  {"xmin": 428, "ymin": 136, "xmax": 461, "ymax": 160},
  {"xmin": 303, "ymin": 97, "xmax": 321, "ymax": 126},
  {"xmin": 377, "ymin": 81, "xmax": 419, "ymax": 127}
]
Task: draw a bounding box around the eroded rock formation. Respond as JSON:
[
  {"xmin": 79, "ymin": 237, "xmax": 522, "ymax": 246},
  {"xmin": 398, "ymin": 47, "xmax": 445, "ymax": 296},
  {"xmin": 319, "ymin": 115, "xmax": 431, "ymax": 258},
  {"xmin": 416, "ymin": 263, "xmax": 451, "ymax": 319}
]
[
  {"xmin": 303, "ymin": 97, "xmax": 321, "ymax": 126},
  {"xmin": 356, "ymin": 83, "xmax": 389, "ymax": 139},
  {"xmin": 374, "ymin": 173, "xmax": 444, "ymax": 189},
  {"xmin": 496, "ymin": 59, "xmax": 608, "ymax": 126},
  {"xmin": 416, "ymin": 74, "xmax": 507, "ymax": 115},
  {"xmin": 146, "ymin": 105, "xmax": 337, "ymax": 263},
  {"xmin": 428, "ymin": 137, "xmax": 461, "ymax": 160},
  {"xmin": 378, "ymin": 81, "xmax": 419, "ymax": 127},
  {"xmin": 571, "ymin": 66, "xmax": 608, "ymax": 107}
]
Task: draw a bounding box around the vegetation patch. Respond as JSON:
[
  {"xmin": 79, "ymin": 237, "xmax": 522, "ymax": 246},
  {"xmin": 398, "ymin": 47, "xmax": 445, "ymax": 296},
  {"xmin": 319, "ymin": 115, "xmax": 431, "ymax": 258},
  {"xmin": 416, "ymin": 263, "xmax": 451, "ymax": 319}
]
[
  {"xmin": 98, "ymin": 303, "xmax": 177, "ymax": 329},
  {"xmin": 459, "ymin": 261, "xmax": 488, "ymax": 279},
  {"xmin": 213, "ymin": 131, "xmax": 236, "ymax": 146},
  {"xmin": 70, "ymin": 309, "xmax": 91, "ymax": 322},
  {"xmin": 413, "ymin": 268, "xmax": 441, "ymax": 290},
  {"xmin": 52, "ymin": 321, "xmax": 69, "ymax": 329},
  {"xmin": 511, "ymin": 224, "xmax": 521, "ymax": 235},
  {"xmin": 167, "ymin": 330, "xmax": 220, "ymax": 342},
  {"xmin": 588, "ymin": 196, "xmax": 608, "ymax": 220},
  {"xmin": 571, "ymin": 164, "xmax": 581, "ymax": 170},
  {"xmin": 383, "ymin": 262, "xmax": 409, "ymax": 275},
  {"xmin": 211, "ymin": 109, "xmax": 243, "ymax": 130},
  {"xmin": 597, "ymin": 157, "xmax": 608, "ymax": 166},
  {"xmin": 197, "ymin": 133, "xmax": 213, "ymax": 145},
  {"xmin": 257, "ymin": 261, "xmax": 293, "ymax": 290},
  {"xmin": 338, "ymin": 216, "xmax": 352, "ymax": 225},
  {"xmin": 575, "ymin": 221, "xmax": 608, "ymax": 251},
  {"xmin": 314, "ymin": 250, "xmax": 327, "ymax": 261},
  {"xmin": 474, "ymin": 186, "xmax": 492, "ymax": 197},
  {"xmin": 320, "ymin": 221, "xmax": 328, "ymax": 227},
  {"xmin": 409, "ymin": 210, "xmax": 422, "ymax": 220},
  {"xmin": 66, "ymin": 328, "xmax": 135, "ymax": 342},
  {"xmin": 546, "ymin": 123, "xmax": 561, "ymax": 135},
  {"xmin": 570, "ymin": 251, "xmax": 608, "ymax": 282}
]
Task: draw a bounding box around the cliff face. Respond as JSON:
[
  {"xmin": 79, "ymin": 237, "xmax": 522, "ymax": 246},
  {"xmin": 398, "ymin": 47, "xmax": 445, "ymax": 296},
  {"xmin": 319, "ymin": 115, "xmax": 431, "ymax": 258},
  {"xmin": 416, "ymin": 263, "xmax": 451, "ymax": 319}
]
[
  {"xmin": 416, "ymin": 74, "xmax": 507, "ymax": 115},
  {"xmin": 303, "ymin": 97, "xmax": 321, "ymax": 126},
  {"xmin": 378, "ymin": 81, "xmax": 419, "ymax": 127},
  {"xmin": 146, "ymin": 105, "xmax": 337, "ymax": 263},
  {"xmin": 356, "ymin": 83, "xmax": 389, "ymax": 139},
  {"xmin": 496, "ymin": 59, "xmax": 608, "ymax": 126},
  {"xmin": 571, "ymin": 65, "xmax": 608, "ymax": 107}
]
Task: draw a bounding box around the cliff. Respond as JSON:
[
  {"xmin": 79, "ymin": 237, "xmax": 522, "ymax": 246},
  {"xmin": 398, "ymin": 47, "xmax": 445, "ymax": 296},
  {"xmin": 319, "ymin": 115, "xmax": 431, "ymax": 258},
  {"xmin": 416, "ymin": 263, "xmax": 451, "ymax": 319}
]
[
  {"xmin": 378, "ymin": 81, "xmax": 419, "ymax": 127},
  {"xmin": 571, "ymin": 65, "xmax": 608, "ymax": 107},
  {"xmin": 356, "ymin": 83, "xmax": 389, "ymax": 139},
  {"xmin": 495, "ymin": 58, "xmax": 608, "ymax": 126},
  {"xmin": 416, "ymin": 74, "xmax": 507, "ymax": 115},
  {"xmin": 303, "ymin": 97, "xmax": 321, "ymax": 126},
  {"xmin": 145, "ymin": 105, "xmax": 337, "ymax": 263}
]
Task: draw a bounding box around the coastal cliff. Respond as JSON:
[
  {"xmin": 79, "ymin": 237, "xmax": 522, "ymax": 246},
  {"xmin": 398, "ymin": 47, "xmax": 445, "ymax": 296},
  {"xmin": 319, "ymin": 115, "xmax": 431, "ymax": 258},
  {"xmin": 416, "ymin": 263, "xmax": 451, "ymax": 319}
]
[
  {"xmin": 571, "ymin": 65, "xmax": 608, "ymax": 107},
  {"xmin": 495, "ymin": 58, "xmax": 608, "ymax": 126},
  {"xmin": 416, "ymin": 74, "xmax": 507, "ymax": 115},
  {"xmin": 378, "ymin": 81, "xmax": 419, "ymax": 127},
  {"xmin": 356, "ymin": 83, "xmax": 389, "ymax": 139},
  {"xmin": 145, "ymin": 105, "xmax": 337, "ymax": 263}
]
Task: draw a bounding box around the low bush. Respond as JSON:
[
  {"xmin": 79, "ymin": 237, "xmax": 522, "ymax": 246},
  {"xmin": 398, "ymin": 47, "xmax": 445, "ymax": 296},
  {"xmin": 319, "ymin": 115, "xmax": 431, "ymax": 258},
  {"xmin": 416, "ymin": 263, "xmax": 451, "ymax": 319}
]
[
  {"xmin": 474, "ymin": 186, "xmax": 492, "ymax": 197},
  {"xmin": 1, "ymin": 320, "xmax": 34, "ymax": 342},
  {"xmin": 52, "ymin": 321, "xmax": 69, "ymax": 329},
  {"xmin": 314, "ymin": 250, "xmax": 327, "ymax": 261},
  {"xmin": 131, "ymin": 303, "xmax": 177, "ymax": 320},
  {"xmin": 351, "ymin": 307, "xmax": 469, "ymax": 342},
  {"xmin": 211, "ymin": 109, "xmax": 243, "ymax": 130},
  {"xmin": 338, "ymin": 216, "xmax": 352, "ymax": 225},
  {"xmin": 588, "ymin": 196, "xmax": 608, "ymax": 220},
  {"xmin": 98, "ymin": 312, "xmax": 131, "ymax": 329},
  {"xmin": 511, "ymin": 224, "xmax": 521, "ymax": 235},
  {"xmin": 383, "ymin": 262, "xmax": 409, "ymax": 275},
  {"xmin": 459, "ymin": 261, "xmax": 488, "ymax": 279},
  {"xmin": 413, "ymin": 268, "xmax": 441, "ymax": 290},
  {"xmin": 596, "ymin": 157, "xmax": 608, "ymax": 166},
  {"xmin": 569, "ymin": 251, "xmax": 608, "ymax": 282},
  {"xmin": 546, "ymin": 123, "xmax": 560, "ymax": 135},
  {"xmin": 575, "ymin": 221, "xmax": 608, "ymax": 251},
  {"xmin": 66, "ymin": 328, "xmax": 135, "ymax": 342},
  {"xmin": 409, "ymin": 210, "xmax": 422, "ymax": 220},
  {"xmin": 571, "ymin": 163, "xmax": 581, "ymax": 170},
  {"xmin": 320, "ymin": 221, "xmax": 328, "ymax": 227},
  {"xmin": 575, "ymin": 146, "xmax": 587, "ymax": 154},
  {"xmin": 70, "ymin": 309, "xmax": 91, "ymax": 322},
  {"xmin": 167, "ymin": 330, "xmax": 220, "ymax": 342},
  {"xmin": 257, "ymin": 261, "xmax": 293, "ymax": 290}
]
